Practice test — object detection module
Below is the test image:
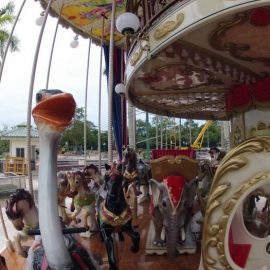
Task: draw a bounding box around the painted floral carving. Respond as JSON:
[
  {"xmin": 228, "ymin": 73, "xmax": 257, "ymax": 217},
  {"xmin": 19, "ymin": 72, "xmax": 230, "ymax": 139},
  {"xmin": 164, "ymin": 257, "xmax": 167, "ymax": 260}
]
[{"xmin": 210, "ymin": 7, "xmax": 270, "ymax": 70}]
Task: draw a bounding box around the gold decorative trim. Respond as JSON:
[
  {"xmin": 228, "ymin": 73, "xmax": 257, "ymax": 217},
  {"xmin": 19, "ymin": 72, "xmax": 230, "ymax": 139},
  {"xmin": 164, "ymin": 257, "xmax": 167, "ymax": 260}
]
[
  {"xmin": 150, "ymin": 155, "xmax": 198, "ymax": 182},
  {"xmin": 202, "ymin": 136, "xmax": 270, "ymax": 270},
  {"xmin": 154, "ymin": 13, "xmax": 185, "ymax": 40},
  {"xmin": 100, "ymin": 202, "xmax": 132, "ymax": 227},
  {"xmin": 130, "ymin": 47, "xmax": 143, "ymax": 66}
]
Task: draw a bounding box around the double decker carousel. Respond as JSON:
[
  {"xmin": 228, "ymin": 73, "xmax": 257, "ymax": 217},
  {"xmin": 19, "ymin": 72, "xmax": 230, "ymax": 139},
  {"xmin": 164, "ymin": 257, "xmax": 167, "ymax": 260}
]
[{"xmin": 1, "ymin": 1, "xmax": 270, "ymax": 270}]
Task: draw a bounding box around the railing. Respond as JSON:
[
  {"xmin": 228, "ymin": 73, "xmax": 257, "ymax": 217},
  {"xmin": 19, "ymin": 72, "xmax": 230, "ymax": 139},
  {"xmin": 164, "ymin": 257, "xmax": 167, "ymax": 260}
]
[
  {"xmin": 127, "ymin": 0, "xmax": 180, "ymax": 29},
  {"xmin": 126, "ymin": 0, "xmax": 191, "ymax": 54}
]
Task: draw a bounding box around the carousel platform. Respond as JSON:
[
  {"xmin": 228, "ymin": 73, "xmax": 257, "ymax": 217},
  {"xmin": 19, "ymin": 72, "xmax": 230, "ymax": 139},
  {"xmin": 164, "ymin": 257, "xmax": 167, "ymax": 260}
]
[{"xmin": 1, "ymin": 201, "xmax": 201, "ymax": 270}]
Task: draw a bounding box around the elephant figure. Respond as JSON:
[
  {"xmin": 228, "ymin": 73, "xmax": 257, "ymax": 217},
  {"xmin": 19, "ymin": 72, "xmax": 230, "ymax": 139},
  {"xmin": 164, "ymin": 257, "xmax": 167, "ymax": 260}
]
[{"xmin": 150, "ymin": 175, "xmax": 198, "ymax": 258}]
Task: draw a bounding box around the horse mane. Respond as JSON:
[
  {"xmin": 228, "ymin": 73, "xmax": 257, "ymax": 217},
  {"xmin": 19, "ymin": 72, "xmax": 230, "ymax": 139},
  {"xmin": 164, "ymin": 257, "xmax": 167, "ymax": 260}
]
[{"xmin": 5, "ymin": 189, "xmax": 34, "ymax": 220}]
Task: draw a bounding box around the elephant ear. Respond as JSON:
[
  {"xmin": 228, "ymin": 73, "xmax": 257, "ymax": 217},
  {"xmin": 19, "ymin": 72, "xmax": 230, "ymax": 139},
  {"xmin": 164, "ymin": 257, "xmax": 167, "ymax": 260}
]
[{"xmin": 149, "ymin": 178, "xmax": 167, "ymax": 207}]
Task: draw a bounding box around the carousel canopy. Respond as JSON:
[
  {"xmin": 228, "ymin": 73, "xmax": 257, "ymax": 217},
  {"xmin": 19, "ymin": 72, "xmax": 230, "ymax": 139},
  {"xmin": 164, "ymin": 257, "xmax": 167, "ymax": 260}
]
[
  {"xmin": 126, "ymin": 4, "xmax": 270, "ymax": 120},
  {"xmin": 38, "ymin": 0, "xmax": 126, "ymax": 46}
]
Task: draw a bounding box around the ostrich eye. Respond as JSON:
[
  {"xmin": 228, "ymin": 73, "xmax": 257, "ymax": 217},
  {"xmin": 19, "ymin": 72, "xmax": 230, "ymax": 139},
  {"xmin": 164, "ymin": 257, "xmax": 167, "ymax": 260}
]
[
  {"xmin": 75, "ymin": 180, "xmax": 79, "ymax": 184},
  {"xmin": 36, "ymin": 93, "xmax": 42, "ymax": 103}
]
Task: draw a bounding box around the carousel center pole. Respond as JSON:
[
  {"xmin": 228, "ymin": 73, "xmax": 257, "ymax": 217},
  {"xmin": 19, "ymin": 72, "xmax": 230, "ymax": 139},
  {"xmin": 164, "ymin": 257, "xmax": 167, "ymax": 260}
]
[
  {"xmin": 146, "ymin": 111, "xmax": 150, "ymax": 159},
  {"xmin": 155, "ymin": 115, "xmax": 159, "ymax": 149},
  {"xmin": 107, "ymin": 0, "xmax": 116, "ymax": 164},
  {"xmin": 26, "ymin": 0, "xmax": 53, "ymax": 198},
  {"xmin": 84, "ymin": 37, "xmax": 92, "ymax": 166},
  {"xmin": 98, "ymin": 15, "xmax": 106, "ymax": 172},
  {"xmin": 0, "ymin": 0, "xmax": 27, "ymax": 86},
  {"xmin": 179, "ymin": 118, "xmax": 181, "ymax": 148}
]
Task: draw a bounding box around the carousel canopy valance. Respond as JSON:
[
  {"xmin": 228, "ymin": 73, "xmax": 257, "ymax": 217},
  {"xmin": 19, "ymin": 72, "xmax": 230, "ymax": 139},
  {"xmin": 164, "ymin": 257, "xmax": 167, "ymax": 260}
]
[
  {"xmin": 38, "ymin": 0, "xmax": 126, "ymax": 46},
  {"xmin": 126, "ymin": 5, "xmax": 270, "ymax": 120}
]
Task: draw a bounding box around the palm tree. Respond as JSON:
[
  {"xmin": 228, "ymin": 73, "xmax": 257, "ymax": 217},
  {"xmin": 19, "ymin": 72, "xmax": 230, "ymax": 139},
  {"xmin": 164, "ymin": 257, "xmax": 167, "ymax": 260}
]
[{"xmin": 0, "ymin": 1, "xmax": 19, "ymax": 59}]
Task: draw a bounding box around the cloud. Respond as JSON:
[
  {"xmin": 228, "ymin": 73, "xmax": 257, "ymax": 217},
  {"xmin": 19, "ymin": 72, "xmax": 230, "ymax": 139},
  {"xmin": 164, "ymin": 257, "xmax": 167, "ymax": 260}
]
[{"xmin": 0, "ymin": 0, "xmax": 108, "ymax": 130}]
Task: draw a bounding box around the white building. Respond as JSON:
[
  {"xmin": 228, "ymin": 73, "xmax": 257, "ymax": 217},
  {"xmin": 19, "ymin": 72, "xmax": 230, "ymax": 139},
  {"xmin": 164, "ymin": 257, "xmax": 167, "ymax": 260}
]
[{"xmin": 1, "ymin": 123, "xmax": 39, "ymax": 161}]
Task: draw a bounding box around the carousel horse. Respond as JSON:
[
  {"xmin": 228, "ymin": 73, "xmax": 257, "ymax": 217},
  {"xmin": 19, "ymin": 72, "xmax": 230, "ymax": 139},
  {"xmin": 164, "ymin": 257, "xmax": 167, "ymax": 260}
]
[
  {"xmin": 0, "ymin": 255, "xmax": 7, "ymax": 270},
  {"xmin": 196, "ymin": 160, "xmax": 214, "ymax": 215},
  {"xmin": 84, "ymin": 164, "xmax": 104, "ymax": 187},
  {"xmin": 67, "ymin": 171, "xmax": 98, "ymax": 237},
  {"xmin": 57, "ymin": 171, "xmax": 74, "ymax": 224},
  {"xmin": 99, "ymin": 162, "xmax": 140, "ymax": 270},
  {"xmin": 122, "ymin": 147, "xmax": 140, "ymax": 219},
  {"xmin": 5, "ymin": 189, "xmax": 39, "ymax": 258},
  {"xmin": 137, "ymin": 159, "xmax": 151, "ymax": 202}
]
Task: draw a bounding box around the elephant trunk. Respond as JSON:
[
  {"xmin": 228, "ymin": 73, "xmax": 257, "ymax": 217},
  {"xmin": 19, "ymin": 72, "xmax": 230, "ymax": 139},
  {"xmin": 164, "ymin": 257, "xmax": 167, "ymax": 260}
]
[{"xmin": 166, "ymin": 216, "xmax": 180, "ymax": 258}]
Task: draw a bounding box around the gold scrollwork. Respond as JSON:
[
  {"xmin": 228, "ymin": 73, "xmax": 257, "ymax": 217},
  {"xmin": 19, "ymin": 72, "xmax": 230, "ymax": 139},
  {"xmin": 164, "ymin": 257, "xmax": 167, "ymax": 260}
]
[
  {"xmin": 154, "ymin": 13, "xmax": 185, "ymax": 40},
  {"xmin": 130, "ymin": 47, "xmax": 143, "ymax": 66},
  {"xmin": 202, "ymin": 136, "xmax": 270, "ymax": 270}
]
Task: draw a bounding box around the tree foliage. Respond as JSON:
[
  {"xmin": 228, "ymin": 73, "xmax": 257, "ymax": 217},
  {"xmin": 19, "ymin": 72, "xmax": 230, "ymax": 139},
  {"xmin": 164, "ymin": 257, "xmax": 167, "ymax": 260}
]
[
  {"xmin": 0, "ymin": 1, "xmax": 19, "ymax": 58},
  {"xmin": 59, "ymin": 107, "xmax": 108, "ymax": 152},
  {"xmin": 0, "ymin": 125, "xmax": 10, "ymax": 156},
  {"xmin": 136, "ymin": 117, "xmax": 221, "ymax": 150}
]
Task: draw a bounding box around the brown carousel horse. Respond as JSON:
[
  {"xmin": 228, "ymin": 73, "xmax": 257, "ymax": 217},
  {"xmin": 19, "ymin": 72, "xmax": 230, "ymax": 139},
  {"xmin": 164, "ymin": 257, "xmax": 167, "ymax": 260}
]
[
  {"xmin": 5, "ymin": 189, "xmax": 39, "ymax": 258},
  {"xmin": 57, "ymin": 171, "xmax": 75, "ymax": 224},
  {"xmin": 0, "ymin": 255, "xmax": 7, "ymax": 270},
  {"xmin": 84, "ymin": 164, "xmax": 104, "ymax": 187},
  {"xmin": 122, "ymin": 147, "xmax": 140, "ymax": 219},
  {"xmin": 98, "ymin": 162, "xmax": 140, "ymax": 270}
]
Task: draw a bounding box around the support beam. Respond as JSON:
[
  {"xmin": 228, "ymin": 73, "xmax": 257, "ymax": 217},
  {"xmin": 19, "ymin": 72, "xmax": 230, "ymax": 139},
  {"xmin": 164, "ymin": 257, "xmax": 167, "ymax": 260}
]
[
  {"xmin": 107, "ymin": 0, "xmax": 116, "ymax": 164},
  {"xmin": 26, "ymin": 0, "xmax": 53, "ymax": 197}
]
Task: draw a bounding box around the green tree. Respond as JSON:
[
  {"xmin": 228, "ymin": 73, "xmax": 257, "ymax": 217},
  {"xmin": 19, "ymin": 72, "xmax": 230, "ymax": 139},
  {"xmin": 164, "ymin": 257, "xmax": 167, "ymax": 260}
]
[
  {"xmin": 59, "ymin": 107, "xmax": 107, "ymax": 152},
  {"xmin": 0, "ymin": 1, "xmax": 19, "ymax": 58},
  {"xmin": 202, "ymin": 121, "xmax": 221, "ymax": 148},
  {"xmin": 0, "ymin": 125, "xmax": 10, "ymax": 156},
  {"xmin": 151, "ymin": 117, "xmax": 220, "ymax": 149}
]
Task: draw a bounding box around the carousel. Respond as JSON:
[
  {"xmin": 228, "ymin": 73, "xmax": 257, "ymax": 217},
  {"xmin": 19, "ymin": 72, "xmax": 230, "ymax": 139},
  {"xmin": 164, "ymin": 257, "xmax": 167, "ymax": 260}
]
[{"xmin": 0, "ymin": 0, "xmax": 270, "ymax": 270}]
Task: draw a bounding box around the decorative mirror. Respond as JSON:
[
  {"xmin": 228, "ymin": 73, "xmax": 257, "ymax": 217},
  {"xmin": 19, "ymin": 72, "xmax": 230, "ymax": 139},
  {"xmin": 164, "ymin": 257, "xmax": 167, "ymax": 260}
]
[{"xmin": 243, "ymin": 187, "xmax": 270, "ymax": 238}]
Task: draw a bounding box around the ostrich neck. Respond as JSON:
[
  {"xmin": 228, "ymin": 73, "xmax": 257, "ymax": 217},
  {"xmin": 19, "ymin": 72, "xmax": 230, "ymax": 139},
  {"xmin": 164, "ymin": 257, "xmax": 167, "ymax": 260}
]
[{"xmin": 38, "ymin": 124, "xmax": 73, "ymax": 270}]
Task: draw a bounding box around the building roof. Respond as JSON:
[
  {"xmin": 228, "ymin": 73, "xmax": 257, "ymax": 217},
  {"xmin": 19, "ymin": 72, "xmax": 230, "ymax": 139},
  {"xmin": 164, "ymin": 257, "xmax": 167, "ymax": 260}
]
[{"xmin": 1, "ymin": 124, "xmax": 39, "ymax": 139}]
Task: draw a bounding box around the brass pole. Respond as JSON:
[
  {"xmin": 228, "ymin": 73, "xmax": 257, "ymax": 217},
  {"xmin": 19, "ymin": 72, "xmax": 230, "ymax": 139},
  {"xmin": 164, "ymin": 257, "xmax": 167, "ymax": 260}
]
[
  {"xmin": 107, "ymin": 0, "xmax": 116, "ymax": 164},
  {"xmin": 26, "ymin": 0, "xmax": 53, "ymax": 197}
]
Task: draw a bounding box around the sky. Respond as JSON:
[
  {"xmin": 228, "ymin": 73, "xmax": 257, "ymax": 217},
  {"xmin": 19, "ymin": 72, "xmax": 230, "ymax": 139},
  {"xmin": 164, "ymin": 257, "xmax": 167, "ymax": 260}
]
[
  {"xmin": 0, "ymin": 0, "xmax": 202, "ymax": 132},
  {"xmin": 0, "ymin": 0, "xmax": 110, "ymax": 130}
]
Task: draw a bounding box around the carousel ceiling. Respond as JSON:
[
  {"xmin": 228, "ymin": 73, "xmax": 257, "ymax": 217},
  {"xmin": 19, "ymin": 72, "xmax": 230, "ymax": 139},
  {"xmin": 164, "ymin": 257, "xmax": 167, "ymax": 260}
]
[
  {"xmin": 38, "ymin": 0, "xmax": 126, "ymax": 46},
  {"xmin": 128, "ymin": 6, "xmax": 270, "ymax": 120}
]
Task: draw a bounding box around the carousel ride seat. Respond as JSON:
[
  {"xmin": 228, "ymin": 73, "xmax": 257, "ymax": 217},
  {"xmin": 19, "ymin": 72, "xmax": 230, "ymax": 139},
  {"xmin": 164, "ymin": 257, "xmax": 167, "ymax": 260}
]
[
  {"xmin": 150, "ymin": 155, "xmax": 199, "ymax": 183},
  {"xmin": 146, "ymin": 155, "xmax": 199, "ymax": 256}
]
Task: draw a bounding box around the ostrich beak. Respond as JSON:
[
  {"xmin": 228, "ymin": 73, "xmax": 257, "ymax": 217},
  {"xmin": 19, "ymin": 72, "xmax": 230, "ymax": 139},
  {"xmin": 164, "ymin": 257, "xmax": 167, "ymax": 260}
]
[{"xmin": 32, "ymin": 92, "xmax": 76, "ymax": 129}]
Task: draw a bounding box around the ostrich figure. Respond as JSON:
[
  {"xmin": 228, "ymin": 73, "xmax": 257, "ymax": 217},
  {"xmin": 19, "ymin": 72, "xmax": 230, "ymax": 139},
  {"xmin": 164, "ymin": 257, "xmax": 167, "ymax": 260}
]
[{"xmin": 30, "ymin": 89, "xmax": 99, "ymax": 270}]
